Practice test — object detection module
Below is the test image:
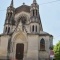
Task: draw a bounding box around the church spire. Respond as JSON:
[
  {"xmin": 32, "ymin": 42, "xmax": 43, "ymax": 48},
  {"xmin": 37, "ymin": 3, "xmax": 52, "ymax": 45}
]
[
  {"xmin": 10, "ymin": 0, "xmax": 13, "ymax": 6},
  {"xmin": 33, "ymin": 0, "xmax": 37, "ymax": 3}
]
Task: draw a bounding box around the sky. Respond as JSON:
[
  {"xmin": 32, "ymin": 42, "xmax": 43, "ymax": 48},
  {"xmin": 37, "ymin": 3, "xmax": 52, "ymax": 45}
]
[{"xmin": 0, "ymin": 0, "xmax": 60, "ymax": 45}]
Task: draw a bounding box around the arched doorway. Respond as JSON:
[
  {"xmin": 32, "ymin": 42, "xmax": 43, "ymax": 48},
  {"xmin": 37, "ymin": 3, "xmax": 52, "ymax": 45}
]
[
  {"xmin": 16, "ymin": 43, "xmax": 24, "ymax": 60},
  {"xmin": 11, "ymin": 30, "xmax": 28, "ymax": 60}
]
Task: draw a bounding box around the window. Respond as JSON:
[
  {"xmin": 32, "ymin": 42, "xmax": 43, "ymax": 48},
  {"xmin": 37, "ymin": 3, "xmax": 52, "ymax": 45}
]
[
  {"xmin": 36, "ymin": 25, "xmax": 37, "ymax": 32},
  {"xmin": 8, "ymin": 13, "xmax": 9, "ymax": 17},
  {"xmin": 8, "ymin": 27, "xmax": 10, "ymax": 33},
  {"xmin": 36, "ymin": 10, "xmax": 37, "ymax": 16},
  {"xmin": 5, "ymin": 27, "xmax": 7, "ymax": 32},
  {"xmin": 32, "ymin": 25, "xmax": 34, "ymax": 32},
  {"xmin": 40, "ymin": 38, "xmax": 45, "ymax": 51},
  {"xmin": 33, "ymin": 10, "xmax": 34, "ymax": 16},
  {"xmin": 10, "ymin": 12, "xmax": 12, "ymax": 17},
  {"xmin": 10, "ymin": 12, "xmax": 12, "ymax": 16},
  {"xmin": 8, "ymin": 12, "xmax": 12, "ymax": 18}
]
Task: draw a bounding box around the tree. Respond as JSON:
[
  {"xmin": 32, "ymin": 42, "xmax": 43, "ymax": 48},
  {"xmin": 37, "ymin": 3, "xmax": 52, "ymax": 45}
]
[{"xmin": 54, "ymin": 41, "xmax": 60, "ymax": 60}]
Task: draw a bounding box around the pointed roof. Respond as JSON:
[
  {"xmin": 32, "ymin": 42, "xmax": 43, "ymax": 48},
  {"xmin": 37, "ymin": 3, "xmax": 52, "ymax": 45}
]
[
  {"xmin": 33, "ymin": 0, "xmax": 37, "ymax": 3},
  {"xmin": 10, "ymin": 0, "xmax": 13, "ymax": 7}
]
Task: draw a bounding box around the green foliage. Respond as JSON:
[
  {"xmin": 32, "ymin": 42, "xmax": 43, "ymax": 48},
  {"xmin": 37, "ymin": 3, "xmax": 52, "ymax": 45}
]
[{"xmin": 54, "ymin": 41, "xmax": 60, "ymax": 60}]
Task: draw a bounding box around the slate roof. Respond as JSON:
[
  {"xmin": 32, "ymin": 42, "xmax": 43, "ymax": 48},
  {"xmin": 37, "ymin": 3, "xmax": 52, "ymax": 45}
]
[
  {"xmin": 27, "ymin": 31, "xmax": 53, "ymax": 37},
  {"xmin": 39, "ymin": 31, "xmax": 53, "ymax": 37},
  {"xmin": 15, "ymin": 5, "xmax": 30, "ymax": 14}
]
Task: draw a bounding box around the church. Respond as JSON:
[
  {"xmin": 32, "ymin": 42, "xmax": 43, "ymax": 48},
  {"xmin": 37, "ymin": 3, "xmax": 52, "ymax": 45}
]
[{"xmin": 0, "ymin": 0, "xmax": 53, "ymax": 60}]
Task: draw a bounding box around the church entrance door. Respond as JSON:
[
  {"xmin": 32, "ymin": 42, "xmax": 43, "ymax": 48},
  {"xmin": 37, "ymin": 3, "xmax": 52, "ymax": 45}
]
[{"xmin": 16, "ymin": 43, "xmax": 24, "ymax": 60}]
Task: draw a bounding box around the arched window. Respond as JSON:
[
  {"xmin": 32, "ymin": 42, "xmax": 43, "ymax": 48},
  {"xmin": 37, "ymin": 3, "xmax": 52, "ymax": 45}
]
[
  {"xmin": 10, "ymin": 12, "xmax": 12, "ymax": 17},
  {"xmin": 5, "ymin": 27, "xmax": 7, "ymax": 32},
  {"xmin": 32, "ymin": 25, "xmax": 34, "ymax": 32},
  {"xmin": 36, "ymin": 10, "xmax": 37, "ymax": 16},
  {"xmin": 8, "ymin": 27, "xmax": 10, "ymax": 33},
  {"xmin": 40, "ymin": 38, "xmax": 45, "ymax": 51},
  {"xmin": 10, "ymin": 12, "xmax": 12, "ymax": 16},
  {"xmin": 8, "ymin": 12, "xmax": 12, "ymax": 18},
  {"xmin": 36, "ymin": 25, "xmax": 37, "ymax": 32},
  {"xmin": 33, "ymin": 10, "xmax": 34, "ymax": 16},
  {"xmin": 8, "ymin": 13, "xmax": 9, "ymax": 17}
]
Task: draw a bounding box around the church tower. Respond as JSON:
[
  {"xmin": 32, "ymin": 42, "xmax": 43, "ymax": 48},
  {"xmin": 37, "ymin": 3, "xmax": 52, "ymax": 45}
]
[
  {"xmin": 30, "ymin": 0, "xmax": 43, "ymax": 34},
  {"xmin": 3, "ymin": 0, "xmax": 15, "ymax": 34}
]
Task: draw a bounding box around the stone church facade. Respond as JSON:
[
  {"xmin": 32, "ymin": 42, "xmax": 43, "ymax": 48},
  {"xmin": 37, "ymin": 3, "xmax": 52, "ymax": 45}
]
[{"xmin": 0, "ymin": 0, "xmax": 53, "ymax": 60}]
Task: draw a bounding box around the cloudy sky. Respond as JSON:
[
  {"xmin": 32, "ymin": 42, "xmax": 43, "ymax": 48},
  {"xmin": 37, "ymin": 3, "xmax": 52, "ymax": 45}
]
[{"xmin": 0, "ymin": 0, "xmax": 60, "ymax": 45}]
